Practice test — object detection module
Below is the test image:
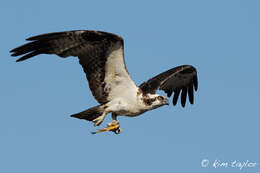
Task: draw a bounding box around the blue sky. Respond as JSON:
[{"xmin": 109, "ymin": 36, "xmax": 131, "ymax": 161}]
[{"xmin": 1, "ymin": 0, "xmax": 259, "ymax": 172}]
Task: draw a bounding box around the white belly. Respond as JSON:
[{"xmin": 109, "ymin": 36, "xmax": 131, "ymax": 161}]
[{"xmin": 106, "ymin": 96, "xmax": 148, "ymax": 117}]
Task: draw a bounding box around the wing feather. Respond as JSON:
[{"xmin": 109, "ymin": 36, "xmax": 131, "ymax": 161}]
[
  {"xmin": 188, "ymin": 83, "xmax": 194, "ymax": 104},
  {"xmin": 139, "ymin": 65, "xmax": 198, "ymax": 107},
  {"xmin": 181, "ymin": 87, "xmax": 187, "ymax": 107},
  {"xmin": 172, "ymin": 89, "xmax": 181, "ymax": 106},
  {"xmin": 10, "ymin": 30, "xmax": 136, "ymax": 104}
]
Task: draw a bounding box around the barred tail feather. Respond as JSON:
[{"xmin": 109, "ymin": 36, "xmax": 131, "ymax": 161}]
[{"xmin": 70, "ymin": 105, "xmax": 105, "ymax": 121}]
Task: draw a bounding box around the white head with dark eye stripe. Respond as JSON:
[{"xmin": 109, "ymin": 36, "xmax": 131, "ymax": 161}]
[{"xmin": 142, "ymin": 94, "xmax": 169, "ymax": 109}]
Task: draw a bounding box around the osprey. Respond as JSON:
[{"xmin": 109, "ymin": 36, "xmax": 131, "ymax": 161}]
[{"xmin": 10, "ymin": 30, "xmax": 198, "ymax": 134}]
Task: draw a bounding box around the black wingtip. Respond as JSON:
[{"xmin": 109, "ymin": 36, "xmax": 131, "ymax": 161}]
[
  {"xmin": 14, "ymin": 51, "xmax": 41, "ymax": 62},
  {"xmin": 188, "ymin": 84, "xmax": 194, "ymax": 104},
  {"xmin": 16, "ymin": 59, "xmax": 23, "ymax": 62},
  {"xmin": 172, "ymin": 89, "xmax": 180, "ymax": 106},
  {"xmin": 181, "ymin": 87, "xmax": 187, "ymax": 107},
  {"xmin": 10, "ymin": 48, "xmax": 20, "ymax": 54},
  {"xmin": 193, "ymin": 75, "xmax": 198, "ymax": 91},
  {"xmin": 10, "ymin": 49, "xmax": 15, "ymax": 53}
]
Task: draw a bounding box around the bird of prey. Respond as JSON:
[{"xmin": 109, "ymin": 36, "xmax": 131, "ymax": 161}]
[{"xmin": 10, "ymin": 30, "xmax": 198, "ymax": 134}]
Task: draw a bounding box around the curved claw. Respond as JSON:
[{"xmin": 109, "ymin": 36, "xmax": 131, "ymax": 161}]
[{"xmin": 113, "ymin": 127, "xmax": 122, "ymax": 134}]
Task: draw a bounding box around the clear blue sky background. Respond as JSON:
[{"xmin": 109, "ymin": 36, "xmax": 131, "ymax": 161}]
[{"xmin": 1, "ymin": 0, "xmax": 259, "ymax": 172}]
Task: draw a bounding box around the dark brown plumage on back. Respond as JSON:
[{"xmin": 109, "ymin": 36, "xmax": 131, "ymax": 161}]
[
  {"xmin": 139, "ymin": 65, "xmax": 198, "ymax": 107},
  {"xmin": 10, "ymin": 30, "xmax": 124, "ymax": 104}
]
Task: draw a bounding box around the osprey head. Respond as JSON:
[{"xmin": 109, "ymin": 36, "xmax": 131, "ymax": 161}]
[{"xmin": 142, "ymin": 94, "xmax": 169, "ymax": 109}]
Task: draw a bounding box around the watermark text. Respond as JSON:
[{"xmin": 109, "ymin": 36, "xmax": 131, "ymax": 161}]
[{"xmin": 201, "ymin": 159, "xmax": 258, "ymax": 170}]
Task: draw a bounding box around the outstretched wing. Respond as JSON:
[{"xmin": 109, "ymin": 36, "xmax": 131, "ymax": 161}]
[
  {"xmin": 139, "ymin": 65, "xmax": 198, "ymax": 107},
  {"xmin": 10, "ymin": 30, "xmax": 137, "ymax": 104}
]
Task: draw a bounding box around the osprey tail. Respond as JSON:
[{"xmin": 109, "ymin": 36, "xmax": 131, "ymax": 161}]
[{"xmin": 70, "ymin": 105, "xmax": 105, "ymax": 121}]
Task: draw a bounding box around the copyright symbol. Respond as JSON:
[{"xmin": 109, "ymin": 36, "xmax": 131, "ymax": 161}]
[{"xmin": 201, "ymin": 159, "xmax": 209, "ymax": 168}]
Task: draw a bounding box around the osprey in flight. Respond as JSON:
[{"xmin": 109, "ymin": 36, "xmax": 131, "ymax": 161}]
[{"xmin": 10, "ymin": 30, "xmax": 198, "ymax": 134}]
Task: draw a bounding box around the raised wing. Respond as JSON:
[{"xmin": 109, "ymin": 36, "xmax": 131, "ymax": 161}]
[
  {"xmin": 10, "ymin": 30, "xmax": 137, "ymax": 104},
  {"xmin": 139, "ymin": 65, "xmax": 198, "ymax": 107}
]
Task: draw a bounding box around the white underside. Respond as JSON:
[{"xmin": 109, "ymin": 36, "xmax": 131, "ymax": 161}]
[
  {"xmin": 102, "ymin": 42, "xmax": 149, "ymax": 116},
  {"xmin": 93, "ymin": 41, "xmax": 162, "ymax": 126}
]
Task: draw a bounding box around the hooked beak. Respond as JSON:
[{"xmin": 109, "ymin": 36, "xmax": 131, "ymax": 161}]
[{"xmin": 163, "ymin": 99, "xmax": 170, "ymax": 105}]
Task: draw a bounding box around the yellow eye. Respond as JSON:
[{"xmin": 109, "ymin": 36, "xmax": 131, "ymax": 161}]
[{"xmin": 157, "ymin": 96, "xmax": 164, "ymax": 101}]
